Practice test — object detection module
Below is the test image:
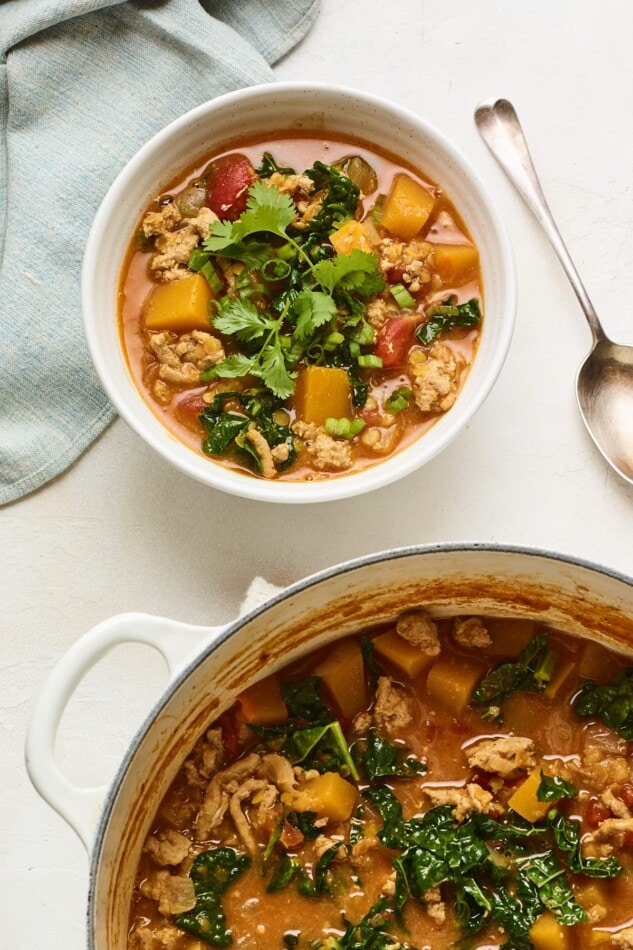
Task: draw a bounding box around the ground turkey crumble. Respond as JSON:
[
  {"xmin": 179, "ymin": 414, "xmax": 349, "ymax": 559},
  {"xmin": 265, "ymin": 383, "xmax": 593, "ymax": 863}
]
[
  {"xmin": 396, "ymin": 610, "xmax": 441, "ymax": 655},
  {"xmin": 464, "ymin": 737, "xmax": 536, "ymax": 778},
  {"xmin": 408, "ymin": 342, "xmax": 463, "ymax": 413},
  {"xmin": 373, "ymin": 676, "xmax": 413, "ymax": 736},
  {"xmin": 613, "ymin": 927, "xmax": 633, "ymax": 948},
  {"xmin": 142, "ymin": 204, "xmax": 218, "ymax": 282},
  {"xmin": 423, "ymin": 782, "xmax": 496, "ymax": 822},
  {"xmin": 291, "ymin": 421, "xmax": 353, "ymax": 472},
  {"xmin": 149, "ymin": 331, "xmax": 225, "ymax": 404},
  {"xmin": 453, "ymin": 617, "xmax": 492, "ymax": 649}
]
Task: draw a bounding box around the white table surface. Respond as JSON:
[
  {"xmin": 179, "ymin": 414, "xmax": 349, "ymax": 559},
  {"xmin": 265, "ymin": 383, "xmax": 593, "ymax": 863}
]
[{"xmin": 2, "ymin": 1, "xmax": 633, "ymax": 946}]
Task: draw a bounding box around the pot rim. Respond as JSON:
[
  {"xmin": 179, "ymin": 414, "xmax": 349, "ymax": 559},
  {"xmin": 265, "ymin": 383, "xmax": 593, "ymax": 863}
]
[{"xmin": 86, "ymin": 541, "xmax": 633, "ymax": 943}]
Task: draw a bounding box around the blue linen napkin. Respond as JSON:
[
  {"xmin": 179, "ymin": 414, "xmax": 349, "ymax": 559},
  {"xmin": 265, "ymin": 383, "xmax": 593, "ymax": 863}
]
[{"xmin": 0, "ymin": 0, "xmax": 318, "ymax": 505}]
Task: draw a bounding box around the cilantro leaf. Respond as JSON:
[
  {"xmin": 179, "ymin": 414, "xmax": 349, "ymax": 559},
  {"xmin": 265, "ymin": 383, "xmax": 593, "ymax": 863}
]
[
  {"xmin": 312, "ymin": 250, "xmax": 384, "ymax": 297},
  {"xmin": 233, "ymin": 180, "xmax": 296, "ymax": 241},
  {"xmin": 291, "ymin": 289, "xmax": 337, "ymax": 344},
  {"xmin": 259, "ymin": 344, "xmax": 296, "ymax": 400},
  {"xmin": 212, "ymin": 297, "xmax": 274, "ymax": 342}
]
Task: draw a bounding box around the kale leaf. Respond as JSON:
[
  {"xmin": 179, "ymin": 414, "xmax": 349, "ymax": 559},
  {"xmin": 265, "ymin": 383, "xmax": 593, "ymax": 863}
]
[
  {"xmin": 298, "ymin": 844, "xmax": 340, "ymax": 897},
  {"xmin": 537, "ymin": 773, "xmax": 578, "ymax": 802},
  {"xmin": 175, "ymin": 848, "xmax": 250, "ymax": 947},
  {"xmin": 471, "ymin": 632, "xmax": 555, "ymax": 722},
  {"xmin": 198, "ymin": 389, "xmax": 295, "ymax": 468},
  {"xmin": 363, "ymin": 785, "xmax": 406, "ymax": 849},
  {"xmin": 256, "ymin": 152, "xmax": 296, "ymax": 178},
  {"xmin": 282, "ymin": 675, "xmax": 333, "ymax": 722},
  {"xmin": 249, "ymin": 676, "xmax": 359, "ymax": 780},
  {"xmin": 286, "ymin": 810, "xmax": 321, "ymax": 840},
  {"xmin": 357, "ymin": 731, "xmax": 426, "ymax": 782},
  {"xmin": 547, "ymin": 809, "xmax": 622, "ymax": 878},
  {"xmin": 415, "ymin": 296, "xmax": 482, "ymax": 345},
  {"xmin": 518, "ymin": 853, "xmax": 587, "ymax": 926},
  {"xmin": 300, "ymin": 161, "xmax": 360, "ymax": 249},
  {"xmin": 573, "ymin": 668, "xmax": 633, "ymax": 740},
  {"xmin": 266, "ymin": 854, "xmax": 299, "ymax": 893},
  {"xmin": 334, "ymin": 898, "xmax": 418, "ymax": 950}
]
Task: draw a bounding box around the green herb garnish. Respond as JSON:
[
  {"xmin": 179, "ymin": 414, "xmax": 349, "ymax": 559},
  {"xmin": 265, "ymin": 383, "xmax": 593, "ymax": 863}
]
[{"xmin": 415, "ymin": 295, "xmax": 481, "ymax": 345}]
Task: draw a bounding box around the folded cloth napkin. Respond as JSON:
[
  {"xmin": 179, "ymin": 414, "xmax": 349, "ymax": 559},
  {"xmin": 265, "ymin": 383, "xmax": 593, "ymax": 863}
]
[{"xmin": 0, "ymin": 0, "xmax": 318, "ymax": 506}]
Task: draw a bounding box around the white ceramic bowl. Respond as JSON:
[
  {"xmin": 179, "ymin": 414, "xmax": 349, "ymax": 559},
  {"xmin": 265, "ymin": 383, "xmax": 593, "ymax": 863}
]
[{"xmin": 83, "ymin": 82, "xmax": 516, "ymax": 503}]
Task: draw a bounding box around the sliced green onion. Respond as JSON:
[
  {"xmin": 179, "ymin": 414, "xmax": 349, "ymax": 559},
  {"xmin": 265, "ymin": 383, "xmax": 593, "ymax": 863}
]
[
  {"xmin": 385, "ymin": 386, "xmax": 413, "ymax": 413},
  {"xmin": 352, "ymin": 321, "xmax": 375, "ymax": 346},
  {"xmin": 357, "ymin": 354, "xmax": 383, "ymax": 369},
  {"xmin": 323, "ymin": 332, "xmax": 345, "ymax": 352},
  {"xmin": 279, "ymin": 335, "xmax": 292, "ymax": 350},
  {"xmin": 324, "ymin": 417, "xmax": 366, "ymax": 439},
  {"xmin": 390, "ymin": 283, "xmax": 415, "ymax": 309},
  {"xmin": 535, "ymin": 649, "xmax": 558, "ymax": 687},
  {"xmin": 349, "ymin": 341, "xmax": 361, "ymax": 359},
  {"xmin": 426, "ymin": 294, "xmax": 459, "ymax": 319},
  {"xmin": 277, "ymin": 242, "xmax": 295, "ymax": 261},
  {"xmin": 188, "ymin": 249, "xmax": 223, "ymax": 293},
  {"xmin": 261, "ymin": 258, "xmax": 291, "ymax": 281},
  {"xmin": 372, "ymin": 195, "xmax": 385, "ymax": 226}
]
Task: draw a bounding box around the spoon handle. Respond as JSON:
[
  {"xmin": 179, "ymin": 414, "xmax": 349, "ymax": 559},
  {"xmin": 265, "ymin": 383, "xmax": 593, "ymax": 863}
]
[{"xmin": 474, "ymin": 98, "xmax": 605, "ymax": 344}]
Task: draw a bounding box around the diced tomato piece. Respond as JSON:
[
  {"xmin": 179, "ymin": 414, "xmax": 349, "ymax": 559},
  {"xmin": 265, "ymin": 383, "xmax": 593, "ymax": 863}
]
[
  {"xmin": 177, "ymin": 393, "xmax": 207, "ymax": 416},
  {"xmin": 205, "ymin": 153, "xmax": 256, "ymax": 221},
  {"xmin": 375, "ymin": 315, "xmax": 416, "ymax": 368},
  {"xmin": 585, "ymin": 798, "xmax": 610, "ymax": 828},
  {"xmin": 280, "ymin": 822, "xmax": 305, "ymax": 850},
  {"xmin": 470, "ymin": 768, "xmax": 494, "ymax": 791},
  {"xmin": 386, "ymin": 264, "xmax": 406, "ymax": 283}
]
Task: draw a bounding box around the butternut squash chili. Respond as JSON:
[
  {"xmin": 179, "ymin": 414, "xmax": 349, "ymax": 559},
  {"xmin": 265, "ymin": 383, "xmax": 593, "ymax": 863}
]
[
  {"xmin": 129, "ymin": 612, "xmax": 633, "ymax": 949},
  {"xmin": 118, "ymin": 136, "xmax": 483, "ymax": 481}
]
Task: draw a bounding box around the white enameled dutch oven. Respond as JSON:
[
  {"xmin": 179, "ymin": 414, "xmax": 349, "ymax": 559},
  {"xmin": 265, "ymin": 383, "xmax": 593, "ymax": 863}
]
[{"xmin": 26, "ymin": 544, "xmax": 633, "ymax": 949}]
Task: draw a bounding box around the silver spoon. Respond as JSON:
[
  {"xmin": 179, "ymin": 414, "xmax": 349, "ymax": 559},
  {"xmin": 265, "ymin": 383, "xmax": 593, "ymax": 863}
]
[{"xmin": 475, "ymin": 98, "xmax": 633, "ymax": 486}]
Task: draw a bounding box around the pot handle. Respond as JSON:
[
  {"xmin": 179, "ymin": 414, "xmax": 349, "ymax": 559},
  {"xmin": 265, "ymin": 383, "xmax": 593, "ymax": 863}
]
[{"xmin": 25, "ymin": 611, "xmax": 225, "ymax": 852}]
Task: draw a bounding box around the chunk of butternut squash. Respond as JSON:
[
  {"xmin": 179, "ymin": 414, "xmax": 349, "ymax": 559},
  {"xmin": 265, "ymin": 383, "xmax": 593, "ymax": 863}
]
[
  {"xmin": 508, "ymin": 768, "xmax": 553, "ymax": 822},
  {"xmin": 143, "ymin": 272, "xmax": 213, "ymax": 332},
  {"xmin": 575, "ymin": 881, "xmax": 607, "ymax": 914},
  {"xmin": 238, "ymin": 674, "xmax": 288, "ymax": 726},
  {"xmin": 431, "ymin": 242, "xmax": 480, "ymax": 286},
  {"xmin": 373, "ymin": 629, "xmax": 437, "ymax": 679},
  {"xmin": 529, "ymin": 911, "xmax": 570, "ymax": 950},
  {"xmin": 294, "ymin": 365, "xmax": 351, "ymax": 427},
  {"xmin": 329, "ymin": 220, "xmax": 376, "ymax": 255},
  {"xmin": 425, "ymin": 657, "xmax": 486, "ymax": 717},
  {"xmin": 314, "ymin": 640, "xmax": 367, "ymax": 720},
  {"xmin": 292, "ymin": 771, "xmax": 358, "ymax": 822},
  {"xmin": 486, "ymin": 618, "xmax": 538, "ymax": 657},
  {"xmin": 380, "ymin": 174, "xmax": 435, "ymax": 241},
  {"xmin": 578, "ymin": 641, "xmax": 622, "ymax": 681}
]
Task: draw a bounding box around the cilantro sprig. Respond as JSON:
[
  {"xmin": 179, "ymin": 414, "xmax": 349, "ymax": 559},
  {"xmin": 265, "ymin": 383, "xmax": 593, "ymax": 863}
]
[{"xmin": 202, "ymin": 179, "xmax": 384, "ymax": 399}]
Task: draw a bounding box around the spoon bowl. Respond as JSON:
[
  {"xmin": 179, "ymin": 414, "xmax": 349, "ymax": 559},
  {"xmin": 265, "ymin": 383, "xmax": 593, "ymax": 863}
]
[
  {"xmin": 577, "ymin": 340, "xmax": 633, "ymax": 482},
  {"xmin": 475, "ymin": 98, "xmax": 633, "ymax": 487}
]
